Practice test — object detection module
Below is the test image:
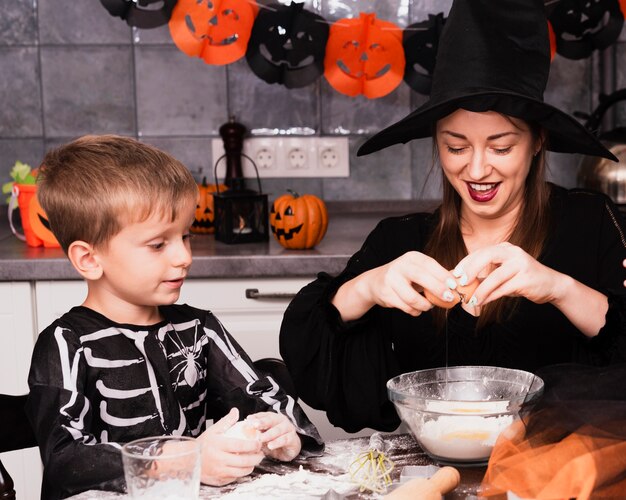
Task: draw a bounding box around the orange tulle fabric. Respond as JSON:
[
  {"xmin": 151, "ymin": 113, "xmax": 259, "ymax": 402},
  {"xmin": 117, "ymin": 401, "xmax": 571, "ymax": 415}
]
[{"xmin": 481, "ymin": 418, "xmax": 626, "ymax": 499}]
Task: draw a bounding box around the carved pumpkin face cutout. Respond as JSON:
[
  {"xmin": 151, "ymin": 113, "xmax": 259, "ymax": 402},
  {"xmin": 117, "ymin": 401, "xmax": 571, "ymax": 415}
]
[
  {"xmin": 169, "ymin": 0, "xmax": 259, "ymax": 65},
  {"xmin": 29, "ymin": 195, "xmax": 60, "ymax": 248},
  {"xmin": 269, "ymin": 191, "xmax": 328, "ymax": 249},
  {"xmin": 402, "ymin": 13, "xmax": 446, "ymax": 96},
  {"xmin": 324, "ymin": 13, "xmax": 405, "ymax": 99},
  {"xmin": 191, "ymin": 180, "xmax": 227, "ymax": 234},
  {"xmin": 246, "ymin": 2, "xmax": 329, "ymax": 88},
  {"xmin": 548, "ymin": 0, "xmax": 624, "ymax": 59},
  {"xmin": 100, "ymin": 0, "xmax": 177, "ymax": 28}
]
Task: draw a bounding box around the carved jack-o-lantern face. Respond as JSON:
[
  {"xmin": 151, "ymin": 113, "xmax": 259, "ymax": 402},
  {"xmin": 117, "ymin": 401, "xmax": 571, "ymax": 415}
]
[
  {"xmin": 549, "ymin": 0, "xmax": 624, "ymax": 59},
  {"xmin": 100, "ymin": 0, "xmax": 177, "ymax": 28},
  {"xmin": 269, "ymin": 191, "xmax": 328, "ymax": 249},
  {"xmin": 191, "ymin": 180, "xmax": 227, "ymax": 234},
  {"xmin": 324, "ymin": 13, "xmax": 405, "ymax": 99},
  {"xmin": 246, "ymin": 2, "xmax": 329, "ymax": 88},
  {"xmin": 402, "ymin": 13, "xmax": 446, "ymax": 96},
  {"xmin": 28, "ymin": 195, "xmax": 60, "ymax": 248},
  {"xmin": 169, "ymin": 0, "xmax": 258, "ymax": 65}
]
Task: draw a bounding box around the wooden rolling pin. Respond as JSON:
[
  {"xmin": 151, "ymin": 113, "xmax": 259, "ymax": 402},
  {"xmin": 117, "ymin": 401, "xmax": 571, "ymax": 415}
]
[{"xmin": 384, "ymin": 466, "xmax": 460, "ymax": 500}]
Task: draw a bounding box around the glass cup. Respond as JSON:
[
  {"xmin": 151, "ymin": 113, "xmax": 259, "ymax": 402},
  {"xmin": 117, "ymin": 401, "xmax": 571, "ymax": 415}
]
[{"xmin": 121, "ymin": 436, "xmax": 201, "ymax": 499}]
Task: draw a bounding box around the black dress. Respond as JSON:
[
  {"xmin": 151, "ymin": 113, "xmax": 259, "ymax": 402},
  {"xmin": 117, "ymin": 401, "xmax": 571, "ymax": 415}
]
[{"xmin": 279, "ymin": 185, "xmax": 626, "ymax": 433}]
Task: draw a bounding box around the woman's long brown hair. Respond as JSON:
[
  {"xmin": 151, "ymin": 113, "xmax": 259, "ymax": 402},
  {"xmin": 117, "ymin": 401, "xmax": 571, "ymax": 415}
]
[{"xmin": 424, "ymin": 121, "xmax": 552, "ymax": 331}]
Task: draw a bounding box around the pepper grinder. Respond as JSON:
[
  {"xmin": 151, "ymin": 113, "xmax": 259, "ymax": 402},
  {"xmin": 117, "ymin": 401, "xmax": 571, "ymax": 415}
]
[{"xmin": 219, "ymin": 116, "xmax": 247, "ymax": 192}]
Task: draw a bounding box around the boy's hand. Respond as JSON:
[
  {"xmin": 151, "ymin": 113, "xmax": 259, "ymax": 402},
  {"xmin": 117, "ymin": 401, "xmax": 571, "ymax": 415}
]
[
  {"xmin": 198, "ymin": 408, "xmax": 264, "ymax": 486},
  {"xmin": 246, "ymin": 412, "xmax": 302, "ymax": 462}
]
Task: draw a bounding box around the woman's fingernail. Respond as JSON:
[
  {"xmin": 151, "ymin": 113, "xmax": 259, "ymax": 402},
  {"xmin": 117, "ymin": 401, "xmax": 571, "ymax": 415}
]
[
  {"xmin": 458, "ymin": 274, "xmax": 468, "ymax": 286},
  {"xmin": 443, "ymin": 290, "xmax": 455, "ymax": 302},
  {"xmin": 445, "ymin": 278, "xmax": 457, "ymax": 289},
  {"xmin": 468, "ymin": 296, "xmax": 478, "ymax": 307},
  {"xmin": 452, "ymin": 266, "xmax": 464, "ymax": 278}
]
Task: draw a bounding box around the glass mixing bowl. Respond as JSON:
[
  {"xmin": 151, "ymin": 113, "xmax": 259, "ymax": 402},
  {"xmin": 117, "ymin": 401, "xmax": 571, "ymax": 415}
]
[{"xmin": 387, "ymin": 366, "xmax": 544, "ymax": 466}]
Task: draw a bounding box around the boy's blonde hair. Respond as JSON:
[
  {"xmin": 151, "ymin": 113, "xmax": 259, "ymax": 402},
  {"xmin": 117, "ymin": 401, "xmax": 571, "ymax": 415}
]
[{"xmin": 37, "ymin": 135, "xmax": 199, "ymax": 253}]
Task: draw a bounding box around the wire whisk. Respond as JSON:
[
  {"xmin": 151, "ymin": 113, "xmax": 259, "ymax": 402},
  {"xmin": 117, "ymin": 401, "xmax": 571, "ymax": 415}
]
[{"xmin": 348, "ymin": 432, "xmax": 394, "ymax": 494}]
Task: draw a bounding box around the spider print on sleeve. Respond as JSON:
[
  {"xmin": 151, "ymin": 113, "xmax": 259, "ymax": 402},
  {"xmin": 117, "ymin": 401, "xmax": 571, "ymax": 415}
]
[{"xmin": 168, "ymin": 321, "xmax": 205, "ymax": 389}]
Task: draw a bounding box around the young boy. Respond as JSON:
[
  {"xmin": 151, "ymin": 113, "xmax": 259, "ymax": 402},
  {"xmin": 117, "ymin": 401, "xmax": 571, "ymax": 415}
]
[{"xmin": 26, "ymin": 135, "xmax": 323, "ymax": 499}]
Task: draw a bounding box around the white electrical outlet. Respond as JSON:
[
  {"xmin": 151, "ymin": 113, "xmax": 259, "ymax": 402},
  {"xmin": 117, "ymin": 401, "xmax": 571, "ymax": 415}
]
[
  {"xmin": 211, "ymin": 137, "xmax": 349, "ymax": 178},
  {"xmin": 287, "ymin": 147, "xmax": 307, "ymax": 169},
  {"xmin": 255, "ymin": 147, "xmax": 274, "ymax": 170}
]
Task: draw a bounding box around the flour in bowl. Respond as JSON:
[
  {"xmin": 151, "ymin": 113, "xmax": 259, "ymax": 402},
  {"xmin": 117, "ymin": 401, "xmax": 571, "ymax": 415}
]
[{"xmin": 419, "ymin": 413, "xmax": 514, "ymax": 461}]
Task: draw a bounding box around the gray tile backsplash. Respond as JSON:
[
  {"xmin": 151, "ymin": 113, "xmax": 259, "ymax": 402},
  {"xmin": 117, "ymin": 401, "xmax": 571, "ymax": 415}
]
[
  {"xmin": 135, "ymin": 46, "xmax": 228, "ymax": 136},
  {"xmin": 41, "ymin": 46, "xmax": 136, "ymax": 137},
  {"xmin": 0, "ymin": 0, "xmax": 620, "ymax": 202}
]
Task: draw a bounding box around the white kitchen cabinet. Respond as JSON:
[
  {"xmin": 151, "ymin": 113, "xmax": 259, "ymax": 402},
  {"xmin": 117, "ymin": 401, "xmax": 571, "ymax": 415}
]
[
  {"xmin": 34, "ymin": 278, "xmax": 307, "ymax": 362},
  {"xmin": 0, "ymin": 282, "xmax": 42, "ymax": 500}
]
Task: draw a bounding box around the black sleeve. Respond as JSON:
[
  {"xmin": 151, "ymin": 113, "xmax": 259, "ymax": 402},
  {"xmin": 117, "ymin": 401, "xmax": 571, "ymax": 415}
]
[
  {"xmin": 200, "ymin": 311, "xmax": 324, "ymax": 454},
  {"xmin": 279, "ymin": 214, "xmax": 431, "ymax": 433},
  {"xmin": 26, "ymin": 325, "xmax": 125, "ymax": 500},
  {"xmin": 569, "ymin": 192, "xmax": 626, "ymax": 364}
]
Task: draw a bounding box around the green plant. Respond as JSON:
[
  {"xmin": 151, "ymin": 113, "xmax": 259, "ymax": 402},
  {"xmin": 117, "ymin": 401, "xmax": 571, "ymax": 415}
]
[{"xmin": 2, "ymin": 161, "xmax": 36, "ymax": 203}]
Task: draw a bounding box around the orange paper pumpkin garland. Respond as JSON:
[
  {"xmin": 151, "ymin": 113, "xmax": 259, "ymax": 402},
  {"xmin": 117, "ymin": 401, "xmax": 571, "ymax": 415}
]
[
  {"xmin": 100, "ymin": 0, "xmax": 176, "ymax": 28},
  {"xmin": 246, "ymin": 2, "xmax": 329, "ymax": 88},
  {"xmin": 269, "ymin": 191, "xmax": 328, "ymax": 249},
  {"xmin": 324, "ymin": 12, "xmax": 405, "ymax": 99},
  {"xmin": 169, "ymin": 0, "xmax": 259, "ymax": 66},
  {"xmin": 548, "ymin": 0, "xmax": 624, "ymax": 60},
  {"xmin": 402, "ymin": 13, "xmax": 446, "ymax": 96}
]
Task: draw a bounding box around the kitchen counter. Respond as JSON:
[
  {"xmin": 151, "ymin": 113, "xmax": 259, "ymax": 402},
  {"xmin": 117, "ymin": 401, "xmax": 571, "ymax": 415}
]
[{"xmin": 0, "ymin": 201, "xmax": 439, "ymax": 281}]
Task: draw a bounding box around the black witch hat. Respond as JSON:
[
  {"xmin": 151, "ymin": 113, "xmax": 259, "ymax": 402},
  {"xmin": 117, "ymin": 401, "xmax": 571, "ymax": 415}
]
[{"xmin": 357, "ymin": 0, "xmax": 616, "ymax": 161}]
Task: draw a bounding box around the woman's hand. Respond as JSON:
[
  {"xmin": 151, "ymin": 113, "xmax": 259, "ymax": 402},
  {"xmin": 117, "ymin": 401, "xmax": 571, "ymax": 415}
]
[
  {"xmin": 245, "ymin": 412, "xmax": 302, "ymax": 462},
  {"xmin": 198, "ymin": 408, "xmax": 264, "ymax": 486},
  {"xmin": 454, "ymin": 242, "xmax": 608, "ymax": 336},
  {"xmin": 452, "ymin": 242, "xmax": 564, "ymax": 306},
  {"xmin": 332, "ymin": 251, "xmax": 457, "ymax": 321}
]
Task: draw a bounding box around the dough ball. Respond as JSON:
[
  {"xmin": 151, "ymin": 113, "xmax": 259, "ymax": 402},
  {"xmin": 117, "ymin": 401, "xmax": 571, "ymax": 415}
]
[{"xmin": 224, "ymin": 420, "xmax": 261, "ymax": 441}]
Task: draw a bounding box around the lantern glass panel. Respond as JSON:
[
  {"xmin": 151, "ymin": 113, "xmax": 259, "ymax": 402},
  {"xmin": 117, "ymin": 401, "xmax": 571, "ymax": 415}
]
[{"xmin": 214, "ymin": 191, "xmax": 269, "ymax": 244}]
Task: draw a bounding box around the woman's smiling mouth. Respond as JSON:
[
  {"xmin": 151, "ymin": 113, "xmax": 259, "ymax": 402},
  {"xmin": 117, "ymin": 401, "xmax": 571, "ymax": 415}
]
[{"xmin": 467, "ymin": 182, "xmax": 500, "ymax": 202}]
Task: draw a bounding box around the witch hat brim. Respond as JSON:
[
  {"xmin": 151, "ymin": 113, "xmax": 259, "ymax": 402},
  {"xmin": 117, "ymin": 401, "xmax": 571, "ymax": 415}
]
[
  {"xmin": 357, "ymin": 0, "xmax": 616, "ymax": 162},
  {"xmin": 357, "ymin": 91, "xmax": 617, "ymax": 160}
]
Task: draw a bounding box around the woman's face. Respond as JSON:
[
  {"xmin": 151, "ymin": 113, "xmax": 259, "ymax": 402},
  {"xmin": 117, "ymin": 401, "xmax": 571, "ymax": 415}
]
[{"xmin": 436, "ymin": 109, "xmax": 540, "ymax": 221}]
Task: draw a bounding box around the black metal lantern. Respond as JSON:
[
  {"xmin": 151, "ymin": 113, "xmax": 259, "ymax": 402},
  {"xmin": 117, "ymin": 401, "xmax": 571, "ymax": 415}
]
[{"xmin": 213, "ymin": 117, "xmax": 269, "ymax": 244}]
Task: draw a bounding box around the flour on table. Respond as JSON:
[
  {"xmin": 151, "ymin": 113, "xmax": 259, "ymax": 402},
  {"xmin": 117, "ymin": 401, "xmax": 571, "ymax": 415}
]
[
  {"xmin": 220, "ymin": 466, "xmax": 356, "ymax": 499},
  {"xmin": 316, "ymin": 437, "xmax": 369, "ymax": 471}
]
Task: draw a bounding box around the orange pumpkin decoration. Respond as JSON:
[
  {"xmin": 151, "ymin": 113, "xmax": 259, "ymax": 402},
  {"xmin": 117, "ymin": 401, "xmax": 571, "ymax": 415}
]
[
  {"xmin": 547, "ymin": 20, "xmax": 557, "ymax": 61},
  {"xmin": 28, "ymin": 192, "xmax": 60, "ymax": 248},
  {"xmin": 269, "ymin": 190, "xmax": 328, "ymax": 249},
  {"xmin": 191, "ymin": 178, "xmax": 227, "ymax": 234},
  {"xmin": 169, "ymin": 0, "xmax": 258, "ymax": 66},
  {"xmin": 324, "ymin": 12, "xmax": 405, "ymax": 99}
]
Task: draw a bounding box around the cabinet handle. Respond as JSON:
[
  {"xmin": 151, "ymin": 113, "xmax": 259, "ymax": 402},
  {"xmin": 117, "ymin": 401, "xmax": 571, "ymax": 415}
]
[{"xmin": 245, "ymin": 288, "xmax": 297, "ymax": 300}]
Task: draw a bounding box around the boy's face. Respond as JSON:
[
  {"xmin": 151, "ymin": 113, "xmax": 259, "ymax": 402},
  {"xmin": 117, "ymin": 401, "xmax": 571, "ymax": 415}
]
[{"xmin": 92, "ymin": 202, "xmax": 195, "ymax": 316}]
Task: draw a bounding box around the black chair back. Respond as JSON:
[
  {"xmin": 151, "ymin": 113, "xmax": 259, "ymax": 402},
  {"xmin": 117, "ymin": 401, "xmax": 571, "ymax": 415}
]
[
  {"xmin": 0, "ymin": 394, "xmax": 37, "ymax": 500},
  {"xmin": 253, "ymin": 358, "xmax": 298, "ymax": 400}
]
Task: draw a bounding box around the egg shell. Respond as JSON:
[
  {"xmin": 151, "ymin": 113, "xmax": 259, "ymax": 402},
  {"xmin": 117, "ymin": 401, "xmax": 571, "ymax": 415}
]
[{"xmin": 424, "ymin": 280, "xmax": 480, "ymax": 309}]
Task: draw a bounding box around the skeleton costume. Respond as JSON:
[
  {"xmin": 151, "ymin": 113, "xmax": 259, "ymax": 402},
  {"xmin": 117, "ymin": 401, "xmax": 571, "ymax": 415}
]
[{"xmin": 27, "ymin": 303, "xmax": 323, "ymax": 500}]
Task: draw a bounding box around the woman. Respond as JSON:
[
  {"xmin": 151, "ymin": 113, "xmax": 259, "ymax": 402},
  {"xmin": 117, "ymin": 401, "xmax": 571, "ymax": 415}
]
[{"xmin": 279, "ymin": 0, "xmax": 626, "ymax": 433}]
